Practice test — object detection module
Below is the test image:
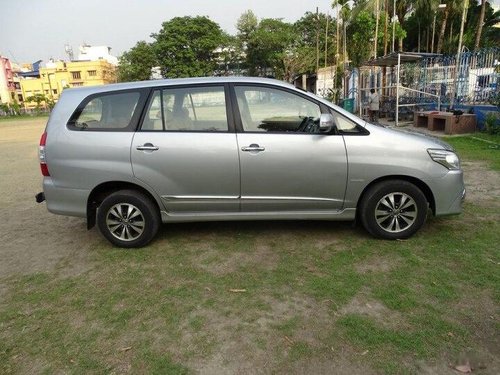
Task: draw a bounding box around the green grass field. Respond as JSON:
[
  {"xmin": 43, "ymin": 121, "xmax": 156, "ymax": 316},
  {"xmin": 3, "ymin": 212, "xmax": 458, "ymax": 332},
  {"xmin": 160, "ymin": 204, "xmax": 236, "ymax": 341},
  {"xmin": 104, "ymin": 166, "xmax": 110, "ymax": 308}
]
[{"xmin": 0, "ymin": 123, "xmax": 498, "ymax": 374}]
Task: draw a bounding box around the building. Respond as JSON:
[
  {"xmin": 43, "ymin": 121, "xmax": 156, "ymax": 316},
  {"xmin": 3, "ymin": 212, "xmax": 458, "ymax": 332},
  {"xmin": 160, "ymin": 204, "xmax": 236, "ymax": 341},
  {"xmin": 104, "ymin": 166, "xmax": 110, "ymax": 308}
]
[
  {"xmin": 20, "ymin": 58, "xmax": 117, "ymax": 108},
  {"xmin": 78, "ymin": 44, "xmax": 118, "ymax": 66},
  {"xmin": 0, "ymin": 55, "xmax": 16, "ymax": 104}
]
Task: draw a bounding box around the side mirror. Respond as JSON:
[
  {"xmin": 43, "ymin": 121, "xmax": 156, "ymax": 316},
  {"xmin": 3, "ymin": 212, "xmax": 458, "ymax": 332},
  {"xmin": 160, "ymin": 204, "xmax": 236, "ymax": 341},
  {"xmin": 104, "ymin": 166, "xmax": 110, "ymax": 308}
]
[{"xmin": 319, "ymin": 113, "xmax": 335, "ymax": 133}]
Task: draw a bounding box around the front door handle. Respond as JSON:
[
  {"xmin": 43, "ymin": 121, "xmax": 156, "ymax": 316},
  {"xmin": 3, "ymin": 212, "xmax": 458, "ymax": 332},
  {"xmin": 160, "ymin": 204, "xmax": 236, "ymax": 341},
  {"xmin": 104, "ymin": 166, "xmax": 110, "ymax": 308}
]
[
  {"xmin": 241, "ymin": 144, "xmax": 265, "ymax": 152},
  {"xmin": 136, "ymin": 143, "xmax": 159, "ymax": 151}
]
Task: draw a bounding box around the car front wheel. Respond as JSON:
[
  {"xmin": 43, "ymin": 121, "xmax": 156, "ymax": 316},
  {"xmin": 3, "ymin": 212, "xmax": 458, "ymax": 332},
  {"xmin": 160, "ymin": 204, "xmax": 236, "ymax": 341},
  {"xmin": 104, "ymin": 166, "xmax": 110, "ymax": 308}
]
[
  {"xmin": 359, "ymin": 180, "xmax": 428, "ymax": 239},
  {"xmin": 97, "ymin": 190, "xmax": 160, "ymax": 248}
]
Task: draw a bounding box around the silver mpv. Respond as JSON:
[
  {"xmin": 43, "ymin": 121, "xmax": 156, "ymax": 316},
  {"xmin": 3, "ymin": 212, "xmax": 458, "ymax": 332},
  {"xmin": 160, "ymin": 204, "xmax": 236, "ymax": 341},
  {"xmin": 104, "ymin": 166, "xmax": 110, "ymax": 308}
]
[{"xmin": 36, "ymin": 77, "xmax": 465, "ymax": 248}]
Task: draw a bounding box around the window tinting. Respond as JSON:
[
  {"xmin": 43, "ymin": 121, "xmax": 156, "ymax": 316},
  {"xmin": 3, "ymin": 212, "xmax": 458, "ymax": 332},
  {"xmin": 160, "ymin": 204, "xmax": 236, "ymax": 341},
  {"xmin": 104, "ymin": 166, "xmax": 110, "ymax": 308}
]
[
  {"xmin": 70, "ymin": 92, "xmax": 140, "ymax": 130},
  {"xmin": 235, "ymin": 86, "xmax": 321, "ymax": 133},
  {"xmin": 142, "ymin": 86, "xmax": 228, "ymax": 132}
]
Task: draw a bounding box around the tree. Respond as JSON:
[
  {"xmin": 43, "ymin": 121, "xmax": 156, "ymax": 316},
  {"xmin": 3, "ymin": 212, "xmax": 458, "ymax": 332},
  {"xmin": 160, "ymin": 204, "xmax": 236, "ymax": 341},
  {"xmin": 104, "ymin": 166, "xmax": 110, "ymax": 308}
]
[
  {"xmin": 26, "ymin": 94, "xmax": 49, "ymax": 113},
  {"xmin": 246, "ymin": 18, "xmax": 296, "ymax": 78},
  {"xmin": 152, "ymin": 16, "xmax": 224, "ymax": 78},
  {"xmin": 294, "ymin": 11, "xmax": 336, "ymax": 69},
  {"xmin": 347, "ymin": 10, "xmax": 376, "ymax": 67},
  {"xmin": 475, "ymin": 0, "xmax": 487, "ymax": 50},
  {"xmin": 236, "ymin": 10, "xmax": 258, "ymax": 46},
  {"xmin": 117, "ymin": 41, "xmax": 157, "ymax": 82}
]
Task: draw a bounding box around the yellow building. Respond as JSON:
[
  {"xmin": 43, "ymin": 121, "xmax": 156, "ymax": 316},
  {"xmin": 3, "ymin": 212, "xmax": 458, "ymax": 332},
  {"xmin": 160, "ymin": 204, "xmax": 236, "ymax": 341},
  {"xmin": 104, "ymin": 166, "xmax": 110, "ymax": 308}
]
[{"xmin": 20, "ymin": 59, "xmax": 117, "ymax": 108}]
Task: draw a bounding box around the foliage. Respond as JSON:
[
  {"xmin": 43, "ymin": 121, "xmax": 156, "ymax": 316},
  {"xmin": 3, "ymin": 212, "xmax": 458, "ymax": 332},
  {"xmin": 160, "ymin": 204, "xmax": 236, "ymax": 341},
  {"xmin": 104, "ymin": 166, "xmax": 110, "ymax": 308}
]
[
  {"xmin": 117, "ymin": 41, "xmax": 157, "ymax": 82},
  {"xmin": 347, "ymin": 11, "xmax": 375, "ymax": 67},
  {"xmin": 152, "ymin": 16, "xmax": 224, "ymax": 78},
  {"xmin": 236, "ymin": 9, "xmax": 258, "ymax": 46},
  {"xmin": 246, "ymin": 18, "xmax": 296, "ymax": 78},
  {"xmin": 26, "ymin": 94, "xmax": 50, "ymax": 113},
  {"xmin": 484, "ymin": 112, "xmax": 500, "ymax": 135},
  {"xmin": 294, "ymin": 12, "xmax": 336, "ymax": 70},
  {"xmin": 115, "ymin": 2, "xmax": 500, "ymax": 83}
]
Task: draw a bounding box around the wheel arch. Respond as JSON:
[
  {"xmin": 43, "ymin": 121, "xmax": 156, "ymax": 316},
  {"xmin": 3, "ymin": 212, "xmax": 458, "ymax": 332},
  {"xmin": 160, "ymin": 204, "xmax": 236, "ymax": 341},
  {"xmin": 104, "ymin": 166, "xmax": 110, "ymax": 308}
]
[
  {"xmin": 86, "ymin": 181, "xmax": 162, "ymax": 229},
  {"xmin": 356, "ymin": 175, "xmax": 436, "ymax": 217}
]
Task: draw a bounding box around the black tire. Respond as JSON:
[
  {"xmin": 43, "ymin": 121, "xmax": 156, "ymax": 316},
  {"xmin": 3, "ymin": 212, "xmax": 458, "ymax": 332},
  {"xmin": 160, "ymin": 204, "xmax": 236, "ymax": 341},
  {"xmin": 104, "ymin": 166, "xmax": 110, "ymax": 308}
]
[
  {"xmin": 359, "ymin": 180, "xmax": 428, "ymax": 240},
  {"xmin": 97, "ymin": 189, "xmax": 160, "ymax": 248}
]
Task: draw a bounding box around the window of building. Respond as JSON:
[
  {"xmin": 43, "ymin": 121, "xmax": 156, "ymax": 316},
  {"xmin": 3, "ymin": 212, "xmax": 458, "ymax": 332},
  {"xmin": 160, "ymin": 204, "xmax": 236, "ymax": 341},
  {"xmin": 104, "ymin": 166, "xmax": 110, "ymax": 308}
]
[
  {"xmin": 72, "ymin": 83, "xmax": 83, "ymax": 87},
  {"xmin": 18, "ymin": 94, "xmax": 23, "ymax": 102},
  {"xmin": 53, "ymin": 89, "xmax": 58, "ymax": 95},
  {"xmin": 234, "ymin": 86, "xmax": 321, "ymax": 133},
  {"xmin": 71, "ymin": 71, "xmax": 81, "ymax": 80},
  {"xmin": 88, "ymin": 70, "xmax": 97, "ymax": 77},
  {"xmin": 68, "ymin": 91, "xmax": 141, "ymax": 131}
]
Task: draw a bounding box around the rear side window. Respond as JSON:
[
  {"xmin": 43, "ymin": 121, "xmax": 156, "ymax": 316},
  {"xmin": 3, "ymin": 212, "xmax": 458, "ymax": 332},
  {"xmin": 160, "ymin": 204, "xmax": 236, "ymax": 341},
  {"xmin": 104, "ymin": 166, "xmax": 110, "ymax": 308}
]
[
  {"xmin": 141, "ymin": 86, "xmax": 228, "ymax": 132},
  {"xmin": 68, "ymin": 91, "xmax": 142, "ymax": 131}
]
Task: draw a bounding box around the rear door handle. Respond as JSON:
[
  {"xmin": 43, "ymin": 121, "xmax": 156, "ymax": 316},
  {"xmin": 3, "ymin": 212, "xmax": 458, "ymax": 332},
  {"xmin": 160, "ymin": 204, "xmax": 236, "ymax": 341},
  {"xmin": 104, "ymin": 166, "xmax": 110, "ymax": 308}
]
[
  {"xmin": 136, "ymin": 143, "xmax": 159, "ymax": 151},
  {"xmin": 241, "ymin": 144, "xmax": 265, "ymax": 152}
]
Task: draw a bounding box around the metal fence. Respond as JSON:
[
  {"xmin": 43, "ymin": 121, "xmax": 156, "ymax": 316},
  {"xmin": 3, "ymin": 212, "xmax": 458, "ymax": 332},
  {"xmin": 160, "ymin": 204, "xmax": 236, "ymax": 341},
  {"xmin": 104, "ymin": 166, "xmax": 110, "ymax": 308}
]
[{"xmin": 358, "ymin": 48, "xmax": 499, "ymax": 125}]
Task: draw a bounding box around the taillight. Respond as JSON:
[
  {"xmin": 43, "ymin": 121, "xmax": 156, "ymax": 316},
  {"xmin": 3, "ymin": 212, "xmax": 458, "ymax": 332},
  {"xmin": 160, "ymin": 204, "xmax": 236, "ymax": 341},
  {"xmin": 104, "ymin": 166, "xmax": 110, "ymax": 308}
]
[{"xmin": 39, "ymin": 131, "xmax": 50, "ymax": 176}]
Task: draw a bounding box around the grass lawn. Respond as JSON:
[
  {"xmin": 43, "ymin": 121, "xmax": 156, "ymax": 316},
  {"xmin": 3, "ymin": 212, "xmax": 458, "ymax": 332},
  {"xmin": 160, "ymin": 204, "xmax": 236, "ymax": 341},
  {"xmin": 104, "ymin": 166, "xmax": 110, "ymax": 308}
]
[
  {"xmin": 446, "ymin": 133, "xmax": 500, "ymax": 171},
  {"xmin": 0, "ymin": 114, "xmax": 49, "ymax": 122},
  {"xmin": 0, "ymin": 125, "xmax": 499, "ymax": 374}
]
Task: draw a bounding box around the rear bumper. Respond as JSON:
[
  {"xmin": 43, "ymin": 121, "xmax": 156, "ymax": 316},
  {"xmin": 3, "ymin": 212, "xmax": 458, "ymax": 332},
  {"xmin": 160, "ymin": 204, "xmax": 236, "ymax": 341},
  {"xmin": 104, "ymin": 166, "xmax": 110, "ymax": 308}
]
[{"xmin": 43, "ymin": 178, "xmax": 89, "ymax": 218}]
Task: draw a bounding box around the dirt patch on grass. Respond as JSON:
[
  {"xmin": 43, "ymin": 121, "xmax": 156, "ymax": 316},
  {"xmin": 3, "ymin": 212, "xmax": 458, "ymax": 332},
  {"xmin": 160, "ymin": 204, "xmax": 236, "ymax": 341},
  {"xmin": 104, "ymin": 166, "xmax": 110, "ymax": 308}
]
[
  {"xmin": 194, "ymin": 242, "xmax": 280, "ymax": 276},
  {"xmin": 461, "ymin": 161, "xmax": 500, "ymax": 206},
  {"xmin": 0, "ymin": 118, "xmax": 97, "ymax": 280},
  {"xmin": 355, "ymin": 254, "xmax": 400, "ymax": 274},
  {"xmin": 177, "ymin": 293, "xmax": 345, "ymax": 374},
  {"xmin": 454, "ymin": 289, "xmax": 500, "ymax": 359},
  {"xmin": 339, "ymin": 289, "xmax": 406, "ymax": 329}
]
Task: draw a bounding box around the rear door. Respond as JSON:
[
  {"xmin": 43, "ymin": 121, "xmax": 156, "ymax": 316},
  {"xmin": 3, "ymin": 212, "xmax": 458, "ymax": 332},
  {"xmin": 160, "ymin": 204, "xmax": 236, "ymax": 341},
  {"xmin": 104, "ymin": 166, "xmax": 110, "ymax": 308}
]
[
  {"xmin": 232, "ymin": 84, "xmax": 348, "ymax": 212},
  {"xmin": 131, "ymin": 84, "xmax": 240, "ymax": 213}
]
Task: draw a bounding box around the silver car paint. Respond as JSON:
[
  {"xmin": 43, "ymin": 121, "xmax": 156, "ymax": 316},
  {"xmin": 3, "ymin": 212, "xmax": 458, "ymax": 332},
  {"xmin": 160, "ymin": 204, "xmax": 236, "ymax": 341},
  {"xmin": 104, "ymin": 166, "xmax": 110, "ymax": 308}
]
[{"xmin": 42, "ymin": 76, "xmax": 464, "ymax": 223}]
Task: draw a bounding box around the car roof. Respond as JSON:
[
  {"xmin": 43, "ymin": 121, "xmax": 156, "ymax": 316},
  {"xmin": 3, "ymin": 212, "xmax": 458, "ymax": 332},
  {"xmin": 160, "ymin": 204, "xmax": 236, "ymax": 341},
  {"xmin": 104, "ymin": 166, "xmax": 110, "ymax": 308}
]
[{"xmin": 66, "ymin": 76, "xmax": 297, "ymax": 95}]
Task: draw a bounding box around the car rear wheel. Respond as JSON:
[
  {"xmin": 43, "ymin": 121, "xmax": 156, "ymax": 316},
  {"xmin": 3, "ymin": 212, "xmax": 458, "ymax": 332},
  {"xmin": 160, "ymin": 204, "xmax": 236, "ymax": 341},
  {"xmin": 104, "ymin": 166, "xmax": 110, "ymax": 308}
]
[
  {"xmin": 360, "ymin": 180, "xmax": 428, "ymax": 239},
  {"xmin": 97, "ymin": 190, "xmax": 160, "ymax": 248}
]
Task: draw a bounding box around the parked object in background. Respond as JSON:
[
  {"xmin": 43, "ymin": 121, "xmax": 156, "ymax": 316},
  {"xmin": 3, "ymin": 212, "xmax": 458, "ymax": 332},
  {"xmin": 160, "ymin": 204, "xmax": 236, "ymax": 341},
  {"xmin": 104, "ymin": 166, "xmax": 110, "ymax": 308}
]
[{"xmin": 414, "ymin": 111, "xmax": 477, "ymax": 135}]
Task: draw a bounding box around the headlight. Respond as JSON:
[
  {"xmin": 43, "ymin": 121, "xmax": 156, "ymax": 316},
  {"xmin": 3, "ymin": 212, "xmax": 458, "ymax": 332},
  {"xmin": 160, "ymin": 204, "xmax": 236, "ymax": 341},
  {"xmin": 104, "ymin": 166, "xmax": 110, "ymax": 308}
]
[{"xmin": 427, "ymin": 149, "xmax": 461, "ymax": 170}]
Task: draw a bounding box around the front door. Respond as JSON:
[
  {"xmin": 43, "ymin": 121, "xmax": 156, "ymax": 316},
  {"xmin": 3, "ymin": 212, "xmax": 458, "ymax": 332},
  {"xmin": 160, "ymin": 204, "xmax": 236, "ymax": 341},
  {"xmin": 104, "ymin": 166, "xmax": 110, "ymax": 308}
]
[
  {"xmin": 131, "ymin": 85, "xmax": 240, "ymax": 213},
  {"xmin": 233, "ymin": 84, "xmax": 348, "ymax": 212}
]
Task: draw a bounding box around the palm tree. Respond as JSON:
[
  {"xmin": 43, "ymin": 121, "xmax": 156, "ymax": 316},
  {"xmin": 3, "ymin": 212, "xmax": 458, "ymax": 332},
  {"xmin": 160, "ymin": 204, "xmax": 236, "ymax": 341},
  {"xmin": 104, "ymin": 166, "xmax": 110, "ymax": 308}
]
[
  {"xmin": 436, "ymin": 0, "xmax": 461, "ymax": 54},
  {"xmin": 474, "ymin": 0, "xmax": 487, "ymax": 50}
]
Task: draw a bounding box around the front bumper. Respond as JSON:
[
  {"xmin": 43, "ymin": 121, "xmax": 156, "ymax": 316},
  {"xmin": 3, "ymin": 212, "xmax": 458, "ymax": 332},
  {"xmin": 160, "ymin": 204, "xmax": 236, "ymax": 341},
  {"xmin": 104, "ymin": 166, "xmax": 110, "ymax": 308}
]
[{"xmin": 424, "ymin": 170, "xmax": 465, "ymax": 216}]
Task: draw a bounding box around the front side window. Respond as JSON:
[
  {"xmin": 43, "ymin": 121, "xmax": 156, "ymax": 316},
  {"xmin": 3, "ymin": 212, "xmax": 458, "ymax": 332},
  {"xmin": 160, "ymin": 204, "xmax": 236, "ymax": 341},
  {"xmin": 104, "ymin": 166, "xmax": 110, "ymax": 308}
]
[
  {"xmin": 69, "ymin": 91, "xmax": 141, "ymax": 130},
  {"xmin": 141, "ymin": 86, "xmax": 228, "ymax": 132},
  {"xmin": 234, "ymin": 86, "xmax": 321, "ymax": 133}
]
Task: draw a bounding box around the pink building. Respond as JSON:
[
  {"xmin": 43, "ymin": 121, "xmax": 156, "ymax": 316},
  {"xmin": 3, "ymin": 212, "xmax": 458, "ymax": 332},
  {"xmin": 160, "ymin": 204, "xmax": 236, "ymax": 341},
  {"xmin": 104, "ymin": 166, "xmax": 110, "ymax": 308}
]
[{"xmin": 0, "ymin": 56, "xmax": 16, "ymax": 104}]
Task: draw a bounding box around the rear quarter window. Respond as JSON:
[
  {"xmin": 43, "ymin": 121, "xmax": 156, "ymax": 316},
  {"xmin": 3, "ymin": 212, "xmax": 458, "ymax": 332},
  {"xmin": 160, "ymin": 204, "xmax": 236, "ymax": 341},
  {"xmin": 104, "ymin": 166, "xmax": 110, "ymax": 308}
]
[{"xmin": 67, "ymin": 90, "xmax": 145, "ymax": 131}]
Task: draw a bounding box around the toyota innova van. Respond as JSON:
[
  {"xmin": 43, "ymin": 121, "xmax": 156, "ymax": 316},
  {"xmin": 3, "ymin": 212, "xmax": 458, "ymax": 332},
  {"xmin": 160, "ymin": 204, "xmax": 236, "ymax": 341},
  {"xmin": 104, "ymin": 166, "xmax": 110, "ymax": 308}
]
[{"xmin": 36, "ymin": 77, "xmax": 465, "ymax": 248}]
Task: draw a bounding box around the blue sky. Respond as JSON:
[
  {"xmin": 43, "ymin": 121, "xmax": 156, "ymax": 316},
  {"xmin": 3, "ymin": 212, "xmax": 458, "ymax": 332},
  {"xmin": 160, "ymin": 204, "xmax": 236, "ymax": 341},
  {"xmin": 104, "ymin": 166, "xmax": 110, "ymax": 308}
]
[
  {"xmin": 1, "ymin": 0, "xmax": 498, "ymax": 64},
  {"xmin": 0, "ymin": 0, "xmax": 332, "ymax": 63}
]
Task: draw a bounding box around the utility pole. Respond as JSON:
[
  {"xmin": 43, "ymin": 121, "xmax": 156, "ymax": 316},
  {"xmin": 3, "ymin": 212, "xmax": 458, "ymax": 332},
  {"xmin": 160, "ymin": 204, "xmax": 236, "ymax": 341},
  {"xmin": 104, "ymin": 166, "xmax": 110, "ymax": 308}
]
[
  {"xmin": 316, "ymin": 7, "xmax": 319, "ymax": 74},
  {"xmin": 325, "ymin": 13, "xmax": 329, "ymax": 67},
  {"xmin": 391, "ymin": 0, "xmax": 396, "ymax": 53},
  {"xmin": 452, "ymin": 0, "xmax": 469, "ymax": 108}
]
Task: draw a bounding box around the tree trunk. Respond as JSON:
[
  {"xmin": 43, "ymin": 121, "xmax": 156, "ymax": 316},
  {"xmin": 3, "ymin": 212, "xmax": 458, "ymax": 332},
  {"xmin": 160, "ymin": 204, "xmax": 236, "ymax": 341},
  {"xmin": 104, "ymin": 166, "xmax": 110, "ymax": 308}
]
[
  {"xmin": 374, "ymin": 0, "xmax": 380, "ymax": 58},
  {"xmin": 384, "ymin": 0, "xmax": 388, "ymax": 56},
  {"xmin": 474, "ymin": 0, "xmax": 486, "ymax": 50},
  {"xmin": 436, "ymin": 7, "xmax": 449, "ymax": 54},
  {"xmin": 418, "ymin": 21, "xmax": 421, "ymax": 53}
]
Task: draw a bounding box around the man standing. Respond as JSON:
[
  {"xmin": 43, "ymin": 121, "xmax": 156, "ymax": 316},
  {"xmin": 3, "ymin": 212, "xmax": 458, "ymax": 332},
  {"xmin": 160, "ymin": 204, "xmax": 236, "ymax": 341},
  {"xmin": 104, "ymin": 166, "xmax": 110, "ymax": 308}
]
[{"xmin": 368, "ymin": 88, "xmax": 380, "ymax": 122}]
